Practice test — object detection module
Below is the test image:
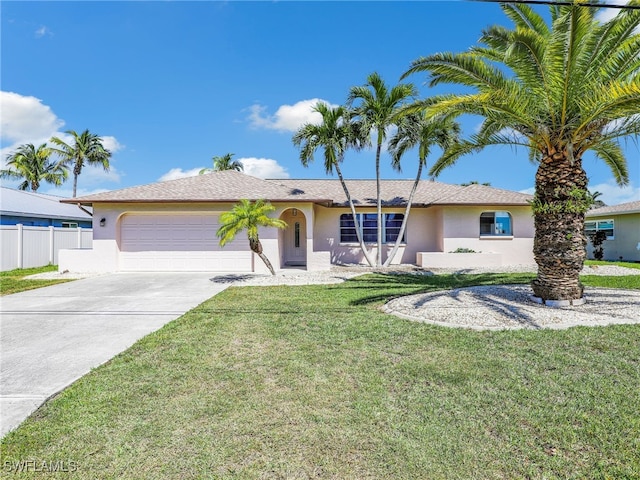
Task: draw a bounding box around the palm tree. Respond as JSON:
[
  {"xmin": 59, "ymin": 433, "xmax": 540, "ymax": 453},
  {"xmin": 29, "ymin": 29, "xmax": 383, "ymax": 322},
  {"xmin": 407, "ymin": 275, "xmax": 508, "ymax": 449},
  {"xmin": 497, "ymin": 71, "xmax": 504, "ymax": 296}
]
[
  {"xmin": 384, "ymin": 114, "xmax": 460, "ymax": 267},
  {"xmin": 0, "ymin": 143, "xmax": 68, "ymax": 191},
  {"xmin": 460, "ymin": 180, "xmax": 491, "ymax": 186},
  {"xmin": 200, "ymin": 153, "xmax": 243, "ymax": 174},
  {"xmin": 50, "ymin": 129, "xmax": 112, "ymax": 197},
  {"xmin": 348, "ymin": 72, "xmax": 417, "ymax": 266},
  {"xmin": 292, "ymin": 102, "xmax": 376, "ymax": 267},
  {"xmin": 402, "ymin": 3, "xmax": 639, "ymax": 301},
  {"xmin": 216, "ymin": 199, "xmax": 287, "ymax": 275}
]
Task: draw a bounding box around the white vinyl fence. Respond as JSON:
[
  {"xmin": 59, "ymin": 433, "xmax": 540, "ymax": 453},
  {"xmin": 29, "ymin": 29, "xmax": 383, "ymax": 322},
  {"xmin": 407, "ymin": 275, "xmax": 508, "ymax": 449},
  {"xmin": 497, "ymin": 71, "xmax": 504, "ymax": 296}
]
[{"xmin": 0, "ymin": 224, "xmax": 93, "ymax": 271}]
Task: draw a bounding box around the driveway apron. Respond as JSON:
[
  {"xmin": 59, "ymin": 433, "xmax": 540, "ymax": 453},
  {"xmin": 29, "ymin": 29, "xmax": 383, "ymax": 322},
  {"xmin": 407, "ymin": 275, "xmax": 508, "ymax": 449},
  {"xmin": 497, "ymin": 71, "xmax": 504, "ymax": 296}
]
[{"xmin": 0, "ymin": 272, "xmax": 230, "ymax": 437}]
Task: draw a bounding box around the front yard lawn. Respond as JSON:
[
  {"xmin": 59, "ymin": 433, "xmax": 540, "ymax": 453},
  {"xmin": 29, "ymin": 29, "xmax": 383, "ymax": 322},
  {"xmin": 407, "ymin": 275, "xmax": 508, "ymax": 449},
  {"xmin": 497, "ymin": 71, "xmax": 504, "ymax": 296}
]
[
  {"xmin": 1, "ymin": 273, "xmax": 639, "ymax": 478},
  {"xmin": 0, "ymin": 265, "xmax": 70, "ymax": 295}
]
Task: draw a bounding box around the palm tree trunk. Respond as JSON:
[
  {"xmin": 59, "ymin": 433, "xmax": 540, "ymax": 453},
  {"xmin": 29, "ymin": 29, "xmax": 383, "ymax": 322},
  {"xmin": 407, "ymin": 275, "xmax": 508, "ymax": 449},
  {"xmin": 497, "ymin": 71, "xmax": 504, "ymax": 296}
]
[
  {"xmin": 334, "ymin": 162, "xmax": 376, "ymax": 267},
  {"xmin": 249, "ymin": 237, "xmax": 276, "ymax": 276},
  {"xmin": 383, "ymin": 160, "xmax": 423, "ymax": 267},
  {"xmin": 531, "ymin": 151, "xmax": 589, "ymax": 301},
  {"xmin": 72, "ymin": 161, "xmax": 82, "ymax": 198},
  {"xmin": 72, "ymin": 173, "xmax": 79, "ymax": 198},
  {"xmin": 375, "ymin": 138, "xmax": 383, "ymax": 267}
]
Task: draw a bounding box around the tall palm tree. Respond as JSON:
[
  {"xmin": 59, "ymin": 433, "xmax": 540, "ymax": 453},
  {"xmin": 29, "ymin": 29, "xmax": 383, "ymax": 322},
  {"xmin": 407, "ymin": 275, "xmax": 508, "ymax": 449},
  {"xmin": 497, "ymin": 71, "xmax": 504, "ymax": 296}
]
[
  {"xmin": 384, "ymin": 114, "xmax": 460, "ymax": 267},
  {"xmin": 402, "ymin": 3, "xmax": 639, "ymax": 301},
  {"xmin": 200, "ymin": 153, "xmax": 243, "ymax": 174},
  {"xmin": 0, "ymin": 143, "xmax": 68, "ymax": 191},
  {"xmin": 348, "ymin": 72, "xmax": 417, "ymax": 266},
  {"xmin": 292, "ymin": 102, "xmax": 376, "ymax": 267},
  {"xmin": 217, "ymin": 199, "xmax": 287, "ymax": 276},
  {"xmin": 50, "ymin": 129, "xmax": 112, "ymax": 197}
]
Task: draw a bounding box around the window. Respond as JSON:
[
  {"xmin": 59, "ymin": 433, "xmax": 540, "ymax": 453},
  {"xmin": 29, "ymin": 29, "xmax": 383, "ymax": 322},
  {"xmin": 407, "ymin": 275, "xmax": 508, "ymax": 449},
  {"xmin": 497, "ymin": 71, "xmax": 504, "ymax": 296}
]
[
  {"xmin": 480, "ymin": 211, "xmax": 512, "ymax": 236},
  {"xmin": 340, "ymin": 213, "xmax": 405, "ymax": 243},
  {"xmin": 294, "ymin": 222, "xmax": 300, "ymax": 248},
  {"xmin": 585, "ymin": 219, "xmax": 614, "ymax": 240},
  {"xmin": 61, "ymin": 222, "xmax": 78, "ymax": 228}
]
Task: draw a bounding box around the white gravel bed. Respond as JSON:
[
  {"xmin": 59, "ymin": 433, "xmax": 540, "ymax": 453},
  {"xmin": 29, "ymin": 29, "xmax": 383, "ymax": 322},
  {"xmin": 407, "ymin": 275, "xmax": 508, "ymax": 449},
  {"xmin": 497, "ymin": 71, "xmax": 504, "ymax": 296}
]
[{"xmin": 383, "ymin": 285, "xmax": 640, "ymax": 330}]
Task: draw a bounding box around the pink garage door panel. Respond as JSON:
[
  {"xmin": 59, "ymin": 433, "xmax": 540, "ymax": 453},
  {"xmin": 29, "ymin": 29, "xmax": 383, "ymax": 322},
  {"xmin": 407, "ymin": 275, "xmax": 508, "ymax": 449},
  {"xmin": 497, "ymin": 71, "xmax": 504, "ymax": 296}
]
[{"xmin": 119, "ymin": 214, "xmax": 252, "ymax": 272}]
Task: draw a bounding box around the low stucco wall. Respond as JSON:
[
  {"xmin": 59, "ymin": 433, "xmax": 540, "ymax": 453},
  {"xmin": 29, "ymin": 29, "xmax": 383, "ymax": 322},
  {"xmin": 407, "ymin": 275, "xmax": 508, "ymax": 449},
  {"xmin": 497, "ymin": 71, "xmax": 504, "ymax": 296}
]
[
  {"xmin": 59, "ymin": 239, "xmax": 119, "ymax": 273},
  {"xmin": 417, "ymin": 252, "xmax": 503, "ymax": 268}
]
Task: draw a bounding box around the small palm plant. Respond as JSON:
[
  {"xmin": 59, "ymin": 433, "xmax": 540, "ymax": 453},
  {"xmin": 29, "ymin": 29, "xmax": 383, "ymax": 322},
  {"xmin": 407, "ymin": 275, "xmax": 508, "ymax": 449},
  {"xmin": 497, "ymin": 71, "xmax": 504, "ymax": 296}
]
[{"xmin": 216, "ymin": 199, "xmax": 287, "ymax": 275}]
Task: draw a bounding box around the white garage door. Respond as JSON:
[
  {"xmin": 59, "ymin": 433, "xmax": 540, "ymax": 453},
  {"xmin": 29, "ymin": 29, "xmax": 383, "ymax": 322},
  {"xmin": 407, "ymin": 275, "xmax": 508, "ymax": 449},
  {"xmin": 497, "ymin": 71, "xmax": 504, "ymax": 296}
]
[{"xmin": 119, "ymin": 214, "xmax": 252, "ymax": 272}]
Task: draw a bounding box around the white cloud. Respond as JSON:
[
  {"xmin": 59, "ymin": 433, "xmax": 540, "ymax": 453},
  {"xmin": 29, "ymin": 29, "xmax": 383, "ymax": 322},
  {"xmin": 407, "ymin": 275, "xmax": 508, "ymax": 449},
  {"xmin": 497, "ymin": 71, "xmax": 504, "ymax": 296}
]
[
  {"xmin": 157, "ymin": 157, "xmax": 290, "ymax": 182},
  {"xmin": 79, "ymin": 163, "xmax": 122, "ymax": 185},
  {"xmin": 1, "ymin": 91, "xmax": 123, "ymax": 166},
  {"xmin": 519, "ymin": 187, "xmax": 535, "ymax": 196},
  {"xmin": 240, "ymin": 157, "xmax": 289, "ymax": 179},
  {"xmin": 248, "ymin": 98, "xmax": 336, "ymax": 132},
  {"xmin": 99, "ymin": 135, "xmax": 124, "ymax": 153},
  {"xmin": 35, "ymin": 26, "xmax": 53, "ymax": 38},
  {"xmin": 158, "ymin": 167, "xmax": 203, "ymax": 182},
  {"xmin": 588, "ymin": 180, "xmax": 640, "ymax": 205},
  {"xmin": 596, "ymin": 2, "xmax": 639, "ymax": 33},
  {"xmin": 1, "ymin": 91, "xmax": 64, "ymax": 145},
  {"xmin": 596, "ymin": 1, "xmax": 628, "ymax": 23}
]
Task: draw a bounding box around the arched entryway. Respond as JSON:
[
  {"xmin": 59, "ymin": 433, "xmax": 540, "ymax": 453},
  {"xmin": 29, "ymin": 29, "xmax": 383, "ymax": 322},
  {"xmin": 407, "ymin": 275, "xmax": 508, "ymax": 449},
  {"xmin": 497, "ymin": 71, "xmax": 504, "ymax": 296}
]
[{"xmin": 279, "ymin": 208, "xmax": 307, "ymax": 267}]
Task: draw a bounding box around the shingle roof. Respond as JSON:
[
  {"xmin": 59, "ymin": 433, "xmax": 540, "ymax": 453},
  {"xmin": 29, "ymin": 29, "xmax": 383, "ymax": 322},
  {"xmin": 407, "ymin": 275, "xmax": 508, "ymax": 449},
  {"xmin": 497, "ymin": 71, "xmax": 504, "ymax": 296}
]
[
  {"xmin": 587, "ymin": 200, "xmax": 640, "ymax": 217},
  {"xmin": 1, "ymin": 187, "xmax": 92, "ymax": 220},
  {"xmin": 62, "ymin": 171, "xmax": 533, "ymax": 207},
  {"xmin": 275, "ymin": 179, "xmax": 532, "ymax": 206},
  {"xmin": 62, "ymin": 170, "xmax": 332, "ymax": 205}
]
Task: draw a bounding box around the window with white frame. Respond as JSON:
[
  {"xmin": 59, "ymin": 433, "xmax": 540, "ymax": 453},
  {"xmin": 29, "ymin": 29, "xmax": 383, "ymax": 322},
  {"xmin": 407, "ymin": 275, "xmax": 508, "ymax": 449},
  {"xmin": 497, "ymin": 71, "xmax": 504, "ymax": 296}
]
[
  {"xmin": 585, "ymin": 219, "xmax": 614, "ymax": 240},
  {"xmin": 340, "ymin": 213, "xmax": 405, "ymax": 243},
  {"xmin": 480, "ymin": 211, "xmax": 512, "ymax": 236}
]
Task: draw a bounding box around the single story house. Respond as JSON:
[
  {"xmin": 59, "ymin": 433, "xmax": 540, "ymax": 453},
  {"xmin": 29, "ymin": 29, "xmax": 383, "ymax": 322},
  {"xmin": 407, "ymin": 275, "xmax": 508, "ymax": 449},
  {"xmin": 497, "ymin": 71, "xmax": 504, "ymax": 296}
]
[
  {"xmin": 0, "ymin": 187, "xmax": 92, "ymax": 228},
  {"xmin": 59, "ymin": 170, "xmax": 535, "ymax": 273},
  {"xmin": 585, "ymin": 200, "xmax": 640, "ymax": 262}
]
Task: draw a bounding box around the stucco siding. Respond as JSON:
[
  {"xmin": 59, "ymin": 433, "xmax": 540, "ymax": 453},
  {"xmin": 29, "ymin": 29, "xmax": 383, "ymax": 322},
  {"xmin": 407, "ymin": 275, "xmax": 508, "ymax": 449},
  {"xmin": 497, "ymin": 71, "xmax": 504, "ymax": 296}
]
[
  {"xmin": 311, "ymin": 206, "xmax": 439, "ymax": 265},
  {"xmin": 586, "ymin": 212, "xmax": 640, "ymax": 262},
  {"xmin": 439, "ymin": 205, "xmax": 534, "ymax": 265}
]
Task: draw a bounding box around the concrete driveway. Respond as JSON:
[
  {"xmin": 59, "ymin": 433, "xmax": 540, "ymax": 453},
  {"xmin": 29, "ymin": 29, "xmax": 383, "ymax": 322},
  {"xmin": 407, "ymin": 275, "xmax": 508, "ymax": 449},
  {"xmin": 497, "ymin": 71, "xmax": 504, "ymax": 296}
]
[{"xmin": 0, "ymin": 272, "xmax": 231, "ymax": 437}]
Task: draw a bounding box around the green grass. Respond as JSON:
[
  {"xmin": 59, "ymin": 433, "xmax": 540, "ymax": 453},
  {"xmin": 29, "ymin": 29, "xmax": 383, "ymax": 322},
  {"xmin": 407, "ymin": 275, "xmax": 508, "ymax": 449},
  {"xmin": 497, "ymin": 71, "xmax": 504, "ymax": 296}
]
[
  {"xmin": 1, "ymin": 273, "xmax": 639, "ymax": 479},
  {"xmin": 585, "ymin": 259, "xmax": 640, "ymax": 270},
  {"xmin": 0, "ymin": 265, "xmax": 70, "ymax": 295}
]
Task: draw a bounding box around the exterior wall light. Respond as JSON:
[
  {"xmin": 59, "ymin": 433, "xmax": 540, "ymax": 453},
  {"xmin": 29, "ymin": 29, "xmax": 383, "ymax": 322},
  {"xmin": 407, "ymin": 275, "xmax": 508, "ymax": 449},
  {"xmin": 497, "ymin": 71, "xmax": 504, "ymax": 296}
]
[
  {"xmin": 292, "ymin": 208, "xmax": 297, "ymax": 216},
  {"xmin": 99, "ymin": 217, "xmax": 106, "ymax": 227}
]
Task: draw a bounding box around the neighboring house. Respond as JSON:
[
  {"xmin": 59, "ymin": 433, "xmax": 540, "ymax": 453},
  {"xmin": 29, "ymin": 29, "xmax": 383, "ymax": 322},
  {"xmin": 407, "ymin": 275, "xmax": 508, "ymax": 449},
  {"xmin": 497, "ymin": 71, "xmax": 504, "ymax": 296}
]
[
  {"xmin": 59, "ymin": 170, "xmax": 535, "ymax": 273},
  {"xmin": 0, "ymin": 187, "xmax": 92, "ymax": 228},
  {"xmin": 585, "ymin": 200, "xmax": 640, "ymax": 262}
]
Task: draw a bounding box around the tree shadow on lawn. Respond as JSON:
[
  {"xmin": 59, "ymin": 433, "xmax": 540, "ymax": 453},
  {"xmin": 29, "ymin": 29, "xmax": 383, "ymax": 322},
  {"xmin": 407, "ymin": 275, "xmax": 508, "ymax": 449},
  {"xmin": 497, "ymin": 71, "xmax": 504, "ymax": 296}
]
[
  {"xmin": 346, "ymin": 272, "xmax": 535, "ymax": 306},
  {"xmin": 210, "ymin": 273, "xmax": 261, "ymax": 284}
]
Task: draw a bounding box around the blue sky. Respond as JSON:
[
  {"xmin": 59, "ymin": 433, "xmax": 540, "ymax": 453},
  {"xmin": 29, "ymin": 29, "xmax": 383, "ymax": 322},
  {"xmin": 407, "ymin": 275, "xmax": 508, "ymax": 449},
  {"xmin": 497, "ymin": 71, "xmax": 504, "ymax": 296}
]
[{"xmin": 2, "ymin": 0, "xmax": 638, "ymax": 205}]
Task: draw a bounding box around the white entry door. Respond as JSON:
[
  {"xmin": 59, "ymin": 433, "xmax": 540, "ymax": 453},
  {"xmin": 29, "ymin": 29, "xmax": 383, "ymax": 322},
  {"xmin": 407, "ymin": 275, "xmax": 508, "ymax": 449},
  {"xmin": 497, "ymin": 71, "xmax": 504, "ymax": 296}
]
[
  {"xmin": 283, "ymin": 214, "xmax": 307, "ymax": 266},
  {"xmin": 119, "ymin": 214, "xmax": 252, "ymax": 272}
]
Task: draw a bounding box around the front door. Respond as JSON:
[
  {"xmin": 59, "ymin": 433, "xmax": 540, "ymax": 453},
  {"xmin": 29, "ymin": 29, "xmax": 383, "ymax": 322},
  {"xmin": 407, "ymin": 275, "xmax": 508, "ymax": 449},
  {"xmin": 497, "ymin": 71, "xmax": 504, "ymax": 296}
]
[{"xmin": 283, "ymin": 212, "xmax": 307, "ymax": 266}]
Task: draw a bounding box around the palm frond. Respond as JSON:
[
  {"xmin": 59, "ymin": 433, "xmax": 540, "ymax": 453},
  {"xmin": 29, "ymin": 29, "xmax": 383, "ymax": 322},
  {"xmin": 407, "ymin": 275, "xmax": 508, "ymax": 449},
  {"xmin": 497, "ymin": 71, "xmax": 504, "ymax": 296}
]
[{"xmin": 590, "ymin": 140, "xmax": 630, "ymax": 186}]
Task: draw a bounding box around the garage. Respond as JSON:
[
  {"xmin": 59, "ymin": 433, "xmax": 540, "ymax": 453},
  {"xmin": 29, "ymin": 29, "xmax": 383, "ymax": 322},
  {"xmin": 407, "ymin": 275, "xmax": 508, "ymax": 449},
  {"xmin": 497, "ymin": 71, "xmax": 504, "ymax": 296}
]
[{"xmin": 119, "ymin": 213, "xmax": 252, "ymax": 272}]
